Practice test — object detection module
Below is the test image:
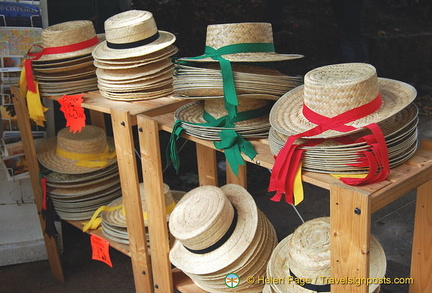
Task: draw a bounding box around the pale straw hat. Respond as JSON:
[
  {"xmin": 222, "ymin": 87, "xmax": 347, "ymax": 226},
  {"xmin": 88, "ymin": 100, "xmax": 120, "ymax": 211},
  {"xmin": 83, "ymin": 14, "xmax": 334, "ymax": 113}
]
[
  {"xmin": 92, "ymin": 10, "xmax": 176, "ymax": 60},
  {"xmin": 270, "ymin": 63, "xmax": 417, "ymax": 139},
  {"xmin": 37, "ymin": 125, "xmax": 116, "ymax": 174},
  {"xmin": 267, "ymin": 217, "xmax": 386, "ymax": 293},
  {"xmin": 169, "ymin": 184, "xmax": 259, "ymax": 275},
  {"xmin": 32, "ymin": 20, "xmax": 99, "ymax": 62},
  {"xmin": 179, "ymin": 22, "xmax": 303, "ymax": 63}
]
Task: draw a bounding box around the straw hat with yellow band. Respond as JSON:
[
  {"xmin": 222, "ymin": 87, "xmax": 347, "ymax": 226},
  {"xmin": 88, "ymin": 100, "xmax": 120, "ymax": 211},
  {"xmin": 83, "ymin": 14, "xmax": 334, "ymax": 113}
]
[
  {"xmin": 37, "ymin": 125, "xmax": 116, "ymax": 174},
  {"xmin": 20, "ymin": 20, "xmax": 100, "ymax": 126},
  {"xmin": 268, "ymin": 63, "xmax": 417, "ymax": 206},
  {"xmin": 82, "ymin": 183, "xmax": 177, "ymax": 232}
]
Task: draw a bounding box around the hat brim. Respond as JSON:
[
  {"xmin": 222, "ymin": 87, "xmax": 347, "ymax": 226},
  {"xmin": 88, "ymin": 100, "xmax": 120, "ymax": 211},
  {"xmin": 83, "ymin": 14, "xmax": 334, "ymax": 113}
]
[
  {"xmin": 179, "ymin": 53, "xmax": 304, "ymax": 63},
  {"xmin": 169, "ymin": 184, "xmax": 259, "ymax": 275},
  {"xmin": 270, "ymin": 78, "xmax": 417, "ymax": 139},
  {"xmin": 92, "ymin": 30, "xmax": 176, "ymax": 60},
  {"xmin": 37, "ymin": 136, "xmax": 117, "ymax": 174}
]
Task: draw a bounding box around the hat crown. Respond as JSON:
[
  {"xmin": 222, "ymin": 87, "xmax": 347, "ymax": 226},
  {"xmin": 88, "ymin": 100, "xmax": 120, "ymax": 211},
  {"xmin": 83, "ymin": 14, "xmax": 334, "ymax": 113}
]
[
  {"xmin": 287, "ymin": 217, "xmax": 331, "ymax": 279},
  {"xmin": 56, "ymin": 125, "xmax": 108, "ymax": 155},
  {"xmin": 138, "ymin": 183, "xmax": 174, "ymax": 210},
  {"xmin": 205, "ymin": 22, "xmax": 274, "ymax": 50},
  {"xmin": 104, "ymin": 10, "xmax": 158, "ymax": 44},
  {"xmin": 303, "ymin": 63, "xmax": 379, "ymax": 118},
  {"xmin": 169, "ymin": 185, "xmax": 235, "ymax": 250},
  {"xmin": 204, "ymin": 97, "xmax": 269, "ymax": 119},
  {"xmin": 42, "ymin": 20, "xmax": 96, "ymax": 48}
]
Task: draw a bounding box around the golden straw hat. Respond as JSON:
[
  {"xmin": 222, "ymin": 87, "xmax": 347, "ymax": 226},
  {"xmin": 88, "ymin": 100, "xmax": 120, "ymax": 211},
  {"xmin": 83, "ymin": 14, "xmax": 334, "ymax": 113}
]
[
  {"xmin": 34, "ymin": 20, "xmax": 98, "ymax": 62},
  {"xmin": 169, "ymin": 184, "xmax": 259, "ymax": 275},
  {"xmin": 92, "ymin": 10, "xmax": 176, "ymax": 60},
  {"xmin": 270, "ymin": 63, "xmax": 417, "ymax": 139},
  {"xmin": 267, "ymin": 217, "xmax": 386, "ymax": 293},
  {"xmin": 37, "ymin": 125, "xmax": 116, "ymax": 174},
  {"xmin": 179, "ymin": 22, "xmax": 303, "ymax": 63}
]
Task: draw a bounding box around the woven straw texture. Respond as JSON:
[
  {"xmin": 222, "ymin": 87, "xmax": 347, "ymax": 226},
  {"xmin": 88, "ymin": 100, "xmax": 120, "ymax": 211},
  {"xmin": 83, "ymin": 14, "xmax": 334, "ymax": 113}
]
[
  {"xmin": 169, "ymin": 184, "xmax": 259, "ymax": 275},
  {"xmin": 179, "ymin": 22, "xmax": 303, "ymax": 63},
  {"xmin": 37, "ymin": 126, "xmax": 117, "ymax": 174},
  {"xmin": 267, "ymin": 217, "xmax": 386, "ymax": 293},
  {"xmin": 270, "ymin": 63, "xmax": 417, "ymax": 139},
  {"xmin": 92, "ymin": 10, "xmax": 175, "ymax": 60},
  {"xmin": 36, "ymin": 20, "xmax": 98, "ymax": 61}
]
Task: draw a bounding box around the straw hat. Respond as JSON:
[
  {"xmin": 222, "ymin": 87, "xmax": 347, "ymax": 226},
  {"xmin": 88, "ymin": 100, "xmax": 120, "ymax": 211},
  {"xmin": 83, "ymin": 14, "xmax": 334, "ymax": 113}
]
[
  {"xmin": 169, "ymin": 184, "xmax": 259, "ymax": 275},
  {"xmin": 37, "ymin": 125, "xmax": 116, "ymax": 174},
  {"xmin": 270, "ymin": 63, "xmax": 417, "ymax": 139},
  {"xmin": 267, "ymin": 217, "xmax": 386, "ymax": 293},
  {"xmin": 179, "ymin": 22, "xmax": 303, "ymax": 63},
  {"xmin": 33, "ymin": 20, "xmax": 98, "ymax": 62},
  {"xmin": 92, "ymin": 10, "xmax": 176, "ymax": 60}
]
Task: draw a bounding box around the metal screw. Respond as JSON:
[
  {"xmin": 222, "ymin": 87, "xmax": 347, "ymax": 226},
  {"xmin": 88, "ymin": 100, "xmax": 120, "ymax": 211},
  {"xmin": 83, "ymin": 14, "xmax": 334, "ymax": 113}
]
[
  {"xmin": 354, "ymin": 207, "xmax": 361, "ymax": 215},
  {"xmin": 142, "ymin": 271, "xmax": 146, "ymax": 275},
  {"xmin": 154, "ymin": 284, "xmax": 159, "ymax": 289},
  {"xmin": 138, "ymin": 127, "xmax": 143, "ymax": 132},
  {"xmin": 120, "ymin": 121, "xmax": 125, "ymax": 126}
]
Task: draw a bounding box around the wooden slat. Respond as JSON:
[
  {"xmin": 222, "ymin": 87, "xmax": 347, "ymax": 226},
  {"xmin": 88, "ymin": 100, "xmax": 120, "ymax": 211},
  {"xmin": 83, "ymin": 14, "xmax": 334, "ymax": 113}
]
[
  {"xmin": 226, "ymin": 163, "xmax": 247, "ymax": 188},
  {"xmin": 10, "ymin": 86, "xmax": 65, "ymax": 282},
  {"xmin": 330, "ymin": 183, "xmax": 371, "ymax": 293},
  {"xmin": 409, "ymin": 179, "xmax": 432, "ymax": 292},
  {"xmin": 196, "ymin": 143, "xmax": 218, "ymax": 186},
  {"xmin": 111, "ymin": 109, "xmax": 153, "ymax": 293},
  {"xmin": 137, "ymin": 115, "xmax": 174, "ymax": 293}
]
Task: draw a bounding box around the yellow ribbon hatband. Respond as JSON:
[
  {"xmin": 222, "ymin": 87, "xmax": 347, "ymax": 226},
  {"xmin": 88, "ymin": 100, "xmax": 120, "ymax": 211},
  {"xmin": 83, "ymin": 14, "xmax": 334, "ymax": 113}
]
[{"xmin": 56, "ymin": 146, "xmax": 116, "ymax": 168}]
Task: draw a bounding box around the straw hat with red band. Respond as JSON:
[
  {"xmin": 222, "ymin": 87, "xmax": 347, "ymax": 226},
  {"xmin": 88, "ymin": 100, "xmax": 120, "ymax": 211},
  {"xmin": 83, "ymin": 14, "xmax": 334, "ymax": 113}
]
[
  {"xmin": 92, "ymin": 10, "xmax": 176, "ymax": 60},
  {"xmin": 268, "ymin": 63, "xmax": 417, "ymax": 205}
]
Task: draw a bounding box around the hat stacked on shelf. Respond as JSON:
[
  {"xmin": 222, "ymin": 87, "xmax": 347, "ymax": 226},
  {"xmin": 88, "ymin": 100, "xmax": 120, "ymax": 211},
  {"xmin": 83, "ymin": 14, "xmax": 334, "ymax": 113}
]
[
  {"xmin": 169, "ymin": 184, "xmax": 277, "ymax": 293},
  {"xmin": 97, "ymin": 183, "xmax": 185, "ymax": 245},
  {"xmin": 167, "ymin": 22, "xmax": 303, "ymax": 175},
  {"xmin": 91, "ymin": 10, "xmax": 177, "ymax": 101},
  {"xmin": 268, "ymin": 63, "xmax": 418, "ymax": 205},
  {"xmin": 26, "ymin": 20, "xmax": 101, "ymax": 97},
  {"xmin": 37, "ymin": 125, "xmax": 120, "ymax": 221},
  {"xmin": 266, "ymin": 217, "xmax": 387, "ymax": 293}
]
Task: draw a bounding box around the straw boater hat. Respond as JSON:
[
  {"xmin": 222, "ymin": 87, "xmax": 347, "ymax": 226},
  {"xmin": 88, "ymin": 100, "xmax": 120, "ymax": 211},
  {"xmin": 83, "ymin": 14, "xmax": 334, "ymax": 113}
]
[
  {"xmin": 179, "ymin": 22, "xmax": 303, "ymax": 63},
  {"xmin": 92, "ymin": 10, "xmax": 176, "ymax": 60},
  {"xmin": 270, "ymin": 63, "xmax": 417, "ymax": 139},
  {"xmin": 267, "ymin": 217, "xmax": 386, "ymax": 293},
  {"xmin": 31, "ymin": 20, "xmax": 99, "ymax": 62},
  {"xmin": 169, "ymin": 184, "xmax": 259, "ymax": 275},
  {"xmin": 37, "ymin": 125, "xmax": 116, "ymax": 174}
]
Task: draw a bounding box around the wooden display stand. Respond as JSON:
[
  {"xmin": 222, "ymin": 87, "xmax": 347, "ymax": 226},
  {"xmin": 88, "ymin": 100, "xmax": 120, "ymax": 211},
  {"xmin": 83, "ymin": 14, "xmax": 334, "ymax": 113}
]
[{"xmin": 11, "ymin": 86, "xmax": 432, "ymax": 293}]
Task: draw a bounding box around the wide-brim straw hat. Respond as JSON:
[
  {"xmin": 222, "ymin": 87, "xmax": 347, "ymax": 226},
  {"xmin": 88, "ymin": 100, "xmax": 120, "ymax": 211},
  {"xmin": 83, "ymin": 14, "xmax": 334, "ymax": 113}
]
[
  {"xmin": 179, "ymin": 22, "xmax": 303, "ymax": 63},
  {"xmin": 92, "ymin": 10, "xmax": 176, "ymax": 60},
  {"xmin": 267, "ymin": 217, "xmax": 386, "ymax": 293},
  {"xmin": 37, "ymin": 125, "xmax": 116, "ymax": 174},
  {"xmin": 270, "ymin": 63, "xmax": 417, "ymax": 139},
  {"xmin": 169, "ymin": 184, "xmax": 259, "ymax": 275},
  {"xmin": 32, "ymin": 20, "xmax": 99, "ymax": 62}
]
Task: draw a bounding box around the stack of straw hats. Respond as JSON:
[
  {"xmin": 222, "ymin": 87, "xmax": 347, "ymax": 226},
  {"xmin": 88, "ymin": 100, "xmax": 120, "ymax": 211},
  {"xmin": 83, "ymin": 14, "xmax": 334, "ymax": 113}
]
[
  {"xmin": 91, "ymin": 10, "xmax": 177, "ymax": 101},
  {"xmin": 28, "ymin": 20, "xmax": 100, "ymax": 97},
  {"xmin": 37, "ymin": 125, "xmax": 119, "ymax": 220},
  {"xmin": 268, "ymin": 63, "xmax": 418, "ymax": 175},
  {"xmin": 169, "ymin": 184, "xmax": 277, "ymax": 292},
  {"xmin": 172, "ymin": 22, "xmax": 303, "ymax": 140},
  {"xmin": 97, "ymin": 183, "xmax": 185, "ymax": 245},
  {"xmin": 266, "ymin": 217, "xmax": 387, "ymax": 293}
]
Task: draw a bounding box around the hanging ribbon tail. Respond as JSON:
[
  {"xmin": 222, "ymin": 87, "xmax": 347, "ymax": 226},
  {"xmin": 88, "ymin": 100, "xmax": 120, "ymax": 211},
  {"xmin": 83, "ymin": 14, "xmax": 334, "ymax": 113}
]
[
  {"xmin": 166, "ymin": 120, "xmax": 185, "ymax": 174},
  {"xmin": 26, "ymin": 82, "xmax": 48, "ymax": 127},
  {"xmin": 42, "ymin": 197, "xmax": 59, "ymax": 238},
  {"xmin": 214, "ymin": 129, "xmax": 257, "ymax": 177},
  {"xmin": 19, "ymin": 66, "xmax": 28, "ymax": 98}
]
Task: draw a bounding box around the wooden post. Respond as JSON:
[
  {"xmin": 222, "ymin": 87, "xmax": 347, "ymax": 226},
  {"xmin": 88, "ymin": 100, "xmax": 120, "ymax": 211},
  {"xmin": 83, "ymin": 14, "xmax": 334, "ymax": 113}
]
[
  {"xmin": 137, "ymin": 115, "xmax": 174, "ymax": 293},
  {"xmin": 110, "ymin": 109, "xmax": 153, "ymax": 293},
  {"xmin": 196, "ymin": 143, "xmax": 218, "ymax": 186},
  {"xmin": 330, "ymin": 184, "xmax": 371, "ymax": 293},
  {"xmin": 10, "ymin": 86, "xmax": 64, "ymax": 282},
  {"xmin": 226, "ymin": 163, "xmax": 247, "ymax": 188}
]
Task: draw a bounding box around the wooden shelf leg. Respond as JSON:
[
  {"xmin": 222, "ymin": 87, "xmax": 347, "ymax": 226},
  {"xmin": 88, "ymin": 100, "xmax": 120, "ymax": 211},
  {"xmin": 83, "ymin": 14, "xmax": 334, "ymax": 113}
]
[
  {"xmin": 111, "ymin": 109, "xmax": 153, "ymax": 293},
  {"xmin": 196, "ymin": 143, "xmax": 218, "ymax": 186},
  {"xmin": 137, "ymin": 115, "xmax": 174, "ymax": 293},
  {"xmin": 409, "ymin": 179, "xmax": 432, "ymax": 292},
  {"xmin": 226, "ymin": 163, "xmax": 247, "ymax": 188},
  {"xmin": 89, "ymin": 110, "xmax": 106, "ymax": 130},
  {"xmin": 10, "ymin": 86, "xmax": 64, "ymax": 282},
  {"xmin": 330, "ymin": 184, "xmax": 371, "ymax": 293}
]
